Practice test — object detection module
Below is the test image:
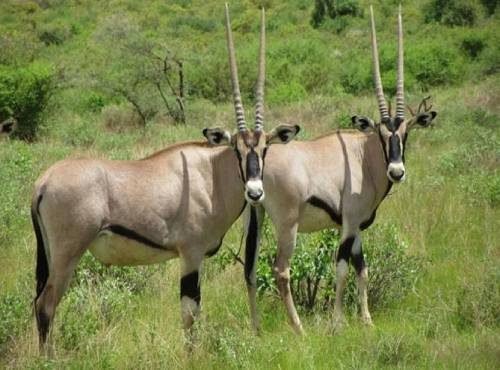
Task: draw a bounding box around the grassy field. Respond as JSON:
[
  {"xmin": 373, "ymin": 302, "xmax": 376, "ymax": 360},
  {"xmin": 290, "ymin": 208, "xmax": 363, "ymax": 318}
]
[{"xmin": 1, "ymin": 0, "xmax": 499, "ymax": 369}]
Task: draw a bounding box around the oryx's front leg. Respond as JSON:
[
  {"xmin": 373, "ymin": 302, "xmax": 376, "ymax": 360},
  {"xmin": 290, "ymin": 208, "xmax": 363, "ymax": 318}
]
[
  {"xmin": 351, "ymin": 234, "xmax": 373, "ymax": 326},
  {"xmin": 244, "ymin": 205, "xmax": 264, "ymax": 333},
  {"xmin": 332, "ymin": 233, "xmax": 355, "ymax": 331},
  {"xmin": 179, "ymin": 253, "xmax": 203, "ymax": 342},
  {"xmin": 274, "ymin": 223, "xmax": 303, "ymax": 334}
]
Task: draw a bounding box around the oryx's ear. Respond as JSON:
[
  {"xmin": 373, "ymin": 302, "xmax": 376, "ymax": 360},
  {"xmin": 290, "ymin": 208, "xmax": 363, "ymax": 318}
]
[
  {"xmin": 413, "ymin": 111, "xmax": 437, "ymax": 128},
  {"xmin": 266, "ymin": 124, "xmax": 300, "ymax": 145},
  {"xmin": 202, "ymin": 127, "xmax": 232, "ymax": 146},
  {"xmin": 352, "ymin": 116, "xmax": 376, "ymax": 132}
]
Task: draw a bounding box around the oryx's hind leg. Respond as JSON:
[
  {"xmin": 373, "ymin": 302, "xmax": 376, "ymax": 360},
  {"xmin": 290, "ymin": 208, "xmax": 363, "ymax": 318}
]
[
  {"xmin": 274, "ymin": 223, "xmax": 303, "ymax": 334},
  {"xmin": 351, "ymin": 234, "xmax": 373, "ymax": 326},
  {"xmin": 179, "ymin": 251, "xmax": 203, "ymax": 345},
  {"xmin": 244, "ymin": 205, "xmax": 264, "ymax": 333},
  {"xmin": 34, "ymin": 208, "xmax": 99, "ymax": 353}
]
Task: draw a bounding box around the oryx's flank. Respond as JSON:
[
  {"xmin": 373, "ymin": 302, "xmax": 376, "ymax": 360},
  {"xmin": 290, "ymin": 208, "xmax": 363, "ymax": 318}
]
[
  {"xmin": 245, "ymin": 5, "xmax": 437, "ymax": 334},
  {"xmin": 202, "ymin": 5, "xmax": 300, "ymax": 330},
  {"xmin": 32, "ymin": 5, "xmax": 298, "ymax": 352}
]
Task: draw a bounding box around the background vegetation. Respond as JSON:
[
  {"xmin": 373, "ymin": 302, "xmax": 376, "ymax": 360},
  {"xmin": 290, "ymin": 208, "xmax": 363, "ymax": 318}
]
[{"xmin": 0, "ymin": 0, "xmax": 498, "ymax": 368}]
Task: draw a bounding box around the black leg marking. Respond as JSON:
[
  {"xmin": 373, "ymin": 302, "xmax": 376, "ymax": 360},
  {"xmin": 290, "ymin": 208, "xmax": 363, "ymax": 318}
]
[
  {"xmin": 180, "ymin": 271, "xmax": 200, "ymax": 305},
  {"xmin": 351, "ymin": 249, "xmax": 366, "ymax": 275},
  {"xmin": 307, "ymin": 196, "xmax": 342, "ymax": 225},
  {"xmin": 36, "ymin": 309, "xmax": 50, "ymax": 345},
  {"xmin": 337, "ymin": 236, "xmax": 355, "ymax": 263},
  {"xmin": 244, "ymin": 206, "xmax": 258, "ymax": 285}
]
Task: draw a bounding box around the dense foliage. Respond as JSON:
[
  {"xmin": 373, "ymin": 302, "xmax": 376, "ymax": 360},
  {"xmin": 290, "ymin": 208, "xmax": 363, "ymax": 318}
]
[{"xmin": 0, "ymin": 0, "xmax": 498, "ymax": 139}]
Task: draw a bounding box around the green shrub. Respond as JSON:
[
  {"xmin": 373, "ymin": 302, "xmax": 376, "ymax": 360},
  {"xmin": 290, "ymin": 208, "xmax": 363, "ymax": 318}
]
[
  {"xmin": 0, "ymin": 281, "xmax": 32, "ymax": 352},
  {"xmin": 311, "ymin": 0, "xmax": 361, "ymax": 28},
  {"xmin": 38, "ymin": 21, "xmax": 74, "ymax": 46},
  {"xmin": 257, "ymin": 220, "xmax": 424, "ymax": 313},
  {"xmin": 480, "ymin": 0, "xmax": 498, "ymax": 15},
  {"xmin": 424, "ymin": 0, "xmax": 481, "ymax": 26},
  {"xmin": 0, "ymin": 63, "xmax": 55, "ymax": 140},
  {"xmin": 461, "ymin": 34, "xmax": 486, "ymax": 58},
  {"xmin": 455, "ymin": 263, "xmax": 500, "ymax": 330}
]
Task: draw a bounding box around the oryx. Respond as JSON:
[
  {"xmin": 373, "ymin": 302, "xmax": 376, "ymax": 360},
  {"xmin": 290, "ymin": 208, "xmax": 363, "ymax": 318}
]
[
  {"xmin": 32, "ymin": 5, "xmax": 298, "ymax": 351},
  {"xmin": 244, "ymin": 5, "xmax": 437, "ymax": 334}
]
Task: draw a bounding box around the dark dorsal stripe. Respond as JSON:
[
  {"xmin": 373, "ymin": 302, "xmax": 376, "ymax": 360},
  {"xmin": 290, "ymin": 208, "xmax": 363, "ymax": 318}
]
[
  {"xmin": 307, "ymin": 196, "xmax": 342, "ymax": 225},
  {"xmin": 103, "ymin": 224, "xmax": 167, "ymax": 250}
]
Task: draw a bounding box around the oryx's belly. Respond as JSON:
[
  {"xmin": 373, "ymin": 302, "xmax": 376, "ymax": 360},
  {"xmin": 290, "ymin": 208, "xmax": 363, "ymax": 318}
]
[
  {"xmin": 298, "ymin": 203, "xmax": 341, "ymax": 233},
  {"xmin": 89, "ymin": 230, "xmax": 178, "ymax": 266}
]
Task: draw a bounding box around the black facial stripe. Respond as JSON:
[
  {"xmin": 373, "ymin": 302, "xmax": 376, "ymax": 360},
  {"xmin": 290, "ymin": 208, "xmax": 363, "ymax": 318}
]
[
  {"xmin": 337, "ymin": 236, "xmax": 355, "ymax": 263},
  {"xmin": 261, "ymin": 147, "xmax": 268, "ymax": 179},
  {"xmin": 244, "ymin": 206, "xmax": 258, "ymax": 286},
  {"xmin": 378, "ymin": 130, "xmax": 389, "ymax": 165},
  {"xmin": 389, "ymin": 134, "xmax": 402, "ymax": 163},
  {"xmin": 180, "ymin": 271, "xmax": 200, "ymax": 304},
  {"xmin": 402, "ymin": 132, "xmax": 408, "ymax": 162},
  {"xmin": 234, "ymin": 148, "xmax": 246, "ymax": 183},
  {"xmin": 307, "ymin": 196, "xmax": 342, "ymax": 225},
  {"xmin": 103, "ymin": 224, "xmax": 168, "ymax": 250},
  {"xmin": 246, "ymin": 149, "xmax": 260, "ymax": 180}
]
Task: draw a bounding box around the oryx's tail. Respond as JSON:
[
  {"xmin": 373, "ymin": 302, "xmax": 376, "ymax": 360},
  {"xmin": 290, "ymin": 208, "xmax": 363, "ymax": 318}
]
[{"xmin": 32, "ymin": 194, "xmax": 48, "ymax": 300}]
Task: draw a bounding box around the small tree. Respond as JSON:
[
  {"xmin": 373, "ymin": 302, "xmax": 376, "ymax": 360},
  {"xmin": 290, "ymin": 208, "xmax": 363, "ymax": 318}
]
[{"xmin": 90, "ymin": 15, "xmax": 185, "ymax": 126}]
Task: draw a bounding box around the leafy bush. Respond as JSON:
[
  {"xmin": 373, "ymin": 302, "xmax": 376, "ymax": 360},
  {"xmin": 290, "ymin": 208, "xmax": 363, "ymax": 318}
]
[
  {"xmin": 480, "ymin": 0, "xmax": 498, "ymax": 15},
  {"xmin": 101, "ymin": 104, "xmax": 144, "ymax": 132},
  {"xmin": 0, "ymin": 63, "xmax": 54, "ymax": 140},
  {"xmin": 455, "ymin": 263, "xmax": 500, "ymax": 330},
  {"xmin": 311, "ymin": 0, "xmax": 361, "ymax": 28},
  {"xmin": 461, "ymin": 34, "xmax": 486, "ymax": 59},
  {"xmin": 257, "ymin": 220, "xmax": 424, "ymax": 313},
  {"xmin": 38, "ymin": 21, "xmax": 74, "ymax": 46},
  {"xmin": 424, "ymin": 0, "xmax": 481, "ymax": 26},
  {"xmin": 0, "ymin": 280, "xmax": 32, "ymax": 352},
  {"xmin": 57, "ymin": 253, "xmax": 159, "ymax": 349}
]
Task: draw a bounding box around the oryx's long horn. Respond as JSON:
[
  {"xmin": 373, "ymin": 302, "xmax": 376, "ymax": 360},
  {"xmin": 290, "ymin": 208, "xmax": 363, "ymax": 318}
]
[
  {"xmin": 254, "ymin": 7, "xmax": 266, "ymax": 131},
  {"xmin": 369, "ymin": 5, "xmax": 389, "ymax": 121},
  {"xmin": 395, "ymin": 5, "xmax": 405, "ymax": 120},
  {"xmin": 225, "ymin": 3, "xmax": 247, "ymax": 132}
]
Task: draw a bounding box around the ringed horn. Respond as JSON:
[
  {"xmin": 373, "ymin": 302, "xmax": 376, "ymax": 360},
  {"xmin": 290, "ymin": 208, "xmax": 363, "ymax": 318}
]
[
  {"xmin": 225, "ymin": 4, "xmax": 266, "ymax": 132},
  {"xmin": 369, "ymin": 5, "xmax": 405, "ymax": 122}
]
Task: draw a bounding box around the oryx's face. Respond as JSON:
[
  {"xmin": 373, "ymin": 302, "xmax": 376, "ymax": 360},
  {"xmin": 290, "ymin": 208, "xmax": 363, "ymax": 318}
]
[
  {"xmin": 379, "ymin": 117, "xmax": 408, "ymax": 182},
  {"xmin": 352, "ymin": 110, "xmax": 437, "ymax": 183},
  {"xmin": 203, "ymin": 124, "xmax": 300, "ymax": 204}
]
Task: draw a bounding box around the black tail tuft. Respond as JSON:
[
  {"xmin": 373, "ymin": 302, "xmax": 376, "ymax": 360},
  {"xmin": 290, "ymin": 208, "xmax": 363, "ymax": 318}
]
[
  {"xmin": 244, "ymin": 206, "xmax": 259, "ymax": 285},
  {"xmin": 32, "ymin": 202, "xmax": 48, "ymax": 300}
]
